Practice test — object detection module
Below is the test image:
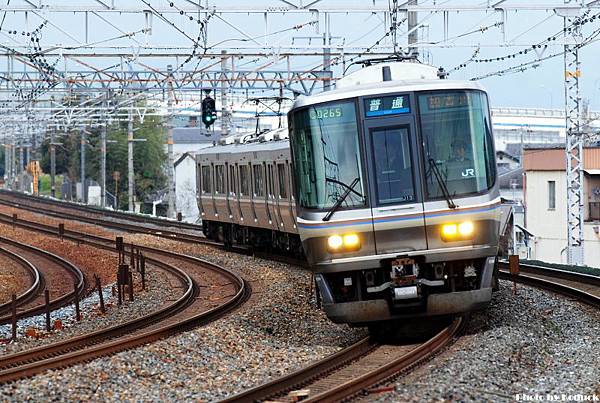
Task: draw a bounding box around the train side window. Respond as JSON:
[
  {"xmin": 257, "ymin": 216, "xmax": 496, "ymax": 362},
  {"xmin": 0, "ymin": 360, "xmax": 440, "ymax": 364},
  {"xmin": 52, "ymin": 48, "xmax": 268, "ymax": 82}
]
[
  {"xmin": 215, "ymin": 165, "xmax": 225, "ymax": 194},
  {"xmin": 253, "ymin": 165, "xmax": 265, "ymax": 197},
  {"xmin": 229, "ymin": 165, "xmax": 236, "ymax": 195},
  {"xmin": 240, "ymin": 165, "xmax": 250, "ymax": 196},
  {"xmin": 201, "ymin": 165, "xmax": 211, "ymax": 194},
  {"xmin": 277, "ymin": 164, "xmax": 287, "ymax": 199}
]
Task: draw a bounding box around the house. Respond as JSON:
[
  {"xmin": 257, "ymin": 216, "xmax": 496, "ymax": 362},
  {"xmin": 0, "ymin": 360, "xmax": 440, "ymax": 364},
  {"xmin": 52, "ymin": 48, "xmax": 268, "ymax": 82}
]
[{"xmin": 523, "ymin": 145, "xmax": 600, "ymax": 265}]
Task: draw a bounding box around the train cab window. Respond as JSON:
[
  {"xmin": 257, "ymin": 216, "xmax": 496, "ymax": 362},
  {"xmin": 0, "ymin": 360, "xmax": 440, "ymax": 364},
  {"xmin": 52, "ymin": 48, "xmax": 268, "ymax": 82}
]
[
  {"xmin": 215, "ymin": 165, "xmax": 225, "ymax": 194},
  {"xmin": 370, "ymin": 127, "xmax": 415, "ymax": 204},
  {"xmin": 229, "ymin": 165, "xmax": 236, "ymax": 195},
  {"xmin": 288, "ymin": 101, "xmax": 365, "ymax": 210},
  {"xmin": 419, "ymin": 90, "xmax": 496, "ymax": 199},
  {"xmin": 240, "ymin": 165, "xmax": 250, "ymax": 196},
  {"xmin": 253, "ymin": 165, "xmax": 265, "ymax": 197},
  {"xmin": 277, "ymin": 164, "xmax": 288, "ymax": 199},
  {"xmin": 201, "ymin": 165, "xmax": 211, "ymax": 194}
]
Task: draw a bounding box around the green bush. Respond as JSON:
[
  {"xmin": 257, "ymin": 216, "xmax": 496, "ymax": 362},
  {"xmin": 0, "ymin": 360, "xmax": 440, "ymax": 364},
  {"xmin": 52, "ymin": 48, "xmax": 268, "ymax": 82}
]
[{"xmin": 521, "ymin": 259, "xmax": 600, "ymax": 277}]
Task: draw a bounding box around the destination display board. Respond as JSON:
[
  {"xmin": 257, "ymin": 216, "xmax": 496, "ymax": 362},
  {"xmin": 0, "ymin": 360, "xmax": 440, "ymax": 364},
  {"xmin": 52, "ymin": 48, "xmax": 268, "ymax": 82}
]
[
  {"xmin": 426, "ymin": 93, "xmax": 469, "ymax": 110},
  {"xmin": 308, "ymin": 106, "xmax": 343, "ymax": 120},
  {"xmin": 364, "ymin": 94, "xmax": 410, "ymax": 117}
]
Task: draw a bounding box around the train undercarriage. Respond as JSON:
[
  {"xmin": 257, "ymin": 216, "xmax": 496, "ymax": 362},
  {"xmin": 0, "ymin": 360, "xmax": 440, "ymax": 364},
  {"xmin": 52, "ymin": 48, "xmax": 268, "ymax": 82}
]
[{"xmin": 202, "ymin": 220, "xmax": 304, "ymax": 256}]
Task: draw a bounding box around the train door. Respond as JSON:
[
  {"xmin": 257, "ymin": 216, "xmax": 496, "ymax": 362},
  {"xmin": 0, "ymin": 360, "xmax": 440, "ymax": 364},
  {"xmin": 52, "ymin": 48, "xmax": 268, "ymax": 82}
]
[
  {"xmin": 267, "ymin": 163, "xmax": 281, "ymax": 230},
  {"xmin": 228, "ymin": 163, "xmax": 241, "ymax": 223},
  {"xmin": 363, "ymin": 116, "xmax": 428, "ymax": 255},
  {"xmin": 238, "ymin": 162, "xmax": 255, "ymax": 224},
  {"xmin": 200, "ymin": 164, "xmax": 216, "ymax": 218},
  {"xmin": 251, "ymin": 163, "xmax": 268, "ymax": 226},
  {"xmin": 276, "ymin": 161, "xmax": 295, "ymax": 230},
  {"xmin": 213, "ymin": 164, "xmax": 227, "ymax": 222}
]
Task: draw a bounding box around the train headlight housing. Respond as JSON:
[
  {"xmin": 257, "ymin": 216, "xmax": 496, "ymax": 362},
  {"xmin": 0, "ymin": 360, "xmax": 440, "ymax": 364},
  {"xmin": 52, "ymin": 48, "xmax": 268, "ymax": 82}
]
[
  {"xmin": 327, "ymin": 233, "xmax": 361, "ymax": 252},
  {"xmin": 327, "ymin": 234, "xmax": 344, "ymax": 251},
  {"xmin": 343, "ymin": 233, "xmax": 361, "ymax": 251},
  {"xmin": 458, "ymin": 221, "xmax": 474, "ymax": 237},
  {"xmin": 442, "ymin": 224, "xmax": 457, "ymax": 237},
  {"xmin": 441, "ymin": 221, "xmax": 474, "ymax": 241}
]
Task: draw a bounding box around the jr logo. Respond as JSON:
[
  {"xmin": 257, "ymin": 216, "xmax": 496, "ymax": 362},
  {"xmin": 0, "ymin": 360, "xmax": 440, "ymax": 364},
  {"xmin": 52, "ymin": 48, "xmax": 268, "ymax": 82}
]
[{"xmin": 461, "ymin": 168, "xmax": 475, "ymax": 177}]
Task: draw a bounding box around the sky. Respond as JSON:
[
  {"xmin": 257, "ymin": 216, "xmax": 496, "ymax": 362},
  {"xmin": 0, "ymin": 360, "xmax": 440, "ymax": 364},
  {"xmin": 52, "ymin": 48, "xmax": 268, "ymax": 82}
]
[{"xmin": 1, "ymin": 0, "xmax": 599, "ymax": 111}]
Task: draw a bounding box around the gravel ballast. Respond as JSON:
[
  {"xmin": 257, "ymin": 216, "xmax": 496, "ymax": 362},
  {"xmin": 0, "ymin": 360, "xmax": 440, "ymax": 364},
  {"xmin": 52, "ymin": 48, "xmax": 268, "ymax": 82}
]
[
  {"xmin": 0, "ymin": 246, "xmax": 366, "ymax": 402},
  {"xmin": 368, "ymin": 280, "xmax": 600, "ymax": 402},
  {"xmin": 0, "ymin": 268, "xmax": 175, "ymax": 355},
  {"xmin": 0, "ymin": 255, "xmax": 29, "ymax": 305}
]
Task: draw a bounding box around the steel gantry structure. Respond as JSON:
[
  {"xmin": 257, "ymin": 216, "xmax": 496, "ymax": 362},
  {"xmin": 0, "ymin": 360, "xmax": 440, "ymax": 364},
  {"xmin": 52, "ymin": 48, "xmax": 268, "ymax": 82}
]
[{"xmin": 0, "ymin": 1, "xmax": 599, "ymax": 248}]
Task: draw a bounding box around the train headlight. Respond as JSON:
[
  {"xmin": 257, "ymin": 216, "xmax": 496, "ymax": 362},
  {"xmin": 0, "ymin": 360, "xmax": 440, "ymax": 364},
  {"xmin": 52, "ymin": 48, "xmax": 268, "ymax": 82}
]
[
  {"xmin": 458, "ymin": 221, "xmax": 474, "ymax": 236},
  {"xmin": 442, "ymin": 224, "xmax": 458, "ymax": 237},
  {"xmin": 327, "ymin": 233, "xmax": 361, "ymax": 252},
  {"xmin": 343, "ymin": 233, "xmax": 361, "ymax": 251},
  {"xmin": 327, "ymin": 234, "xmax": 344, "ymax": 251},
  {"xmin": 441, "ymin": 221, "xmax": 474, "ymax": 241}
]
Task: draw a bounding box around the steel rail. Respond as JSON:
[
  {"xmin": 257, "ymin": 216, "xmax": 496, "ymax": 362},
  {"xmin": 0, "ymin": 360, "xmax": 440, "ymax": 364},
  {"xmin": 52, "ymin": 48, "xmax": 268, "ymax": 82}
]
[
  {"xmin": 0, "ymin": 257, "xmax": 195, "ymax": 382},
  {"xmin": 0, "ymin": 190, "xmax": 203, "ymax": 232},
  {"xmin": 0, "ymin": 237, "xmax": 85, "ymax": 325},
  {"xmin": 0, "ymin": 207, "xmax": 249, "ymax": 383},
  {"xmin": 498, "ymin": 261, "xmax": 600, "ymax": 308},
  {"xmin": 223, "ymin": 317, "xmax": 462, "ymax": 403},
  {"xmin": 0, "ymin": 196, "xmax": 214, "ymax": 246},
  {"xmin": 0, "ymin": 247, "xmax": 42, "ymax": 315}
]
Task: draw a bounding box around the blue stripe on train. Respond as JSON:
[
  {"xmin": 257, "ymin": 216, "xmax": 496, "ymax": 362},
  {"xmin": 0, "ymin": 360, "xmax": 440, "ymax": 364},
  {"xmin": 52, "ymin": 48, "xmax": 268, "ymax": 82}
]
[{"xmin": 297, "ymin": 203, "xmax": 500, "ymax": 229}]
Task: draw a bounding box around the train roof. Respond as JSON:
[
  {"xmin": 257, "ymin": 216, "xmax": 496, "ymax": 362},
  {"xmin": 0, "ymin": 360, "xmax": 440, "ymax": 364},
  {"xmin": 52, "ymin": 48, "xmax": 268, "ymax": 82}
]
[
  {"xmin": 292, "ymin": 78, "xmax": 486, "ymax": 110},
  {"xmin": 195, "ymin": 136, "xmax": 289, "ymax": 157}
]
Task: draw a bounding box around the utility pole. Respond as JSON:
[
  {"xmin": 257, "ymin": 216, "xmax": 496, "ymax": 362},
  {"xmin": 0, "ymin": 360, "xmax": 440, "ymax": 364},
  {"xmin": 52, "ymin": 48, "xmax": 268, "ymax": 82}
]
[
  {"xmin": 407, "ymin": 0, "xmax": 418, "ymax": 58},
  {"xmin": 562, "ymin": 4, "xmax": 584, "ymax": 266},
  {"xmin": 166, "ymin": 64, "xmax": 176, "ymax": 219},
  {"xmin": 3, "ymin": 144, "xmax": 9, "ymax": 187},
  {"xmin": 50, "ymin": 128, "xmax": 56, "ymax": 198},
  {"xmin": 128, "ymin": 108, "xmax": 135, "ymax": 212},
  {"xmin": 80, "ymin": 128, "xmax": 86, "ymax": 203},
  {"xmin": 10, "ymin": 137, "xmax": 16, "ymax": 190},
  {"xmin": 18, "ymin": 140, "xmax": 24, "ymax": 192},
  {"xmin": 221, "ymin": 50, "xmax": 230, "ymax": 136},
  {"xmin": 323, "ymin": 12, "xmax": 331, "ymax": 92},
  {"xmin": 100, "ymin": 96, "xmax": 107, "ymax": 207}
]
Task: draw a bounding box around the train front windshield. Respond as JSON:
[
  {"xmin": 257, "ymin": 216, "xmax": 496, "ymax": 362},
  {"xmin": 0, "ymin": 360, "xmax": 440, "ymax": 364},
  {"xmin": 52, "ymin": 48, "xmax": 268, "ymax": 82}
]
[
  {"xmin": 289, "ymin": 101, "xmax": 366, "ymax": 210},
  {"xmin": 419, "ymin": 90, "xmax": 495, "ymax": 199}
]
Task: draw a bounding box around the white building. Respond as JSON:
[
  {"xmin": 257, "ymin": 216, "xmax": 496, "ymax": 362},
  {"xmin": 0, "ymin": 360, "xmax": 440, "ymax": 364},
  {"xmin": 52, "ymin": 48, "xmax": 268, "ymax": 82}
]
[
  {"xmin": 174, "ymin": 153, "xmax": 199, "ymax": 223},
  {"xmin": 523, "ymin": 146, "xmax": 600, "ymax": 266}
]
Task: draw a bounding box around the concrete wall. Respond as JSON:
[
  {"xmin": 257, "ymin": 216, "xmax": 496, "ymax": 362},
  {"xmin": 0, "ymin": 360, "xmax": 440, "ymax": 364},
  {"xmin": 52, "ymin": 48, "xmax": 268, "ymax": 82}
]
[{"xmin": 525, "ymin": 170, "xmax": 600, "ymax": 266}]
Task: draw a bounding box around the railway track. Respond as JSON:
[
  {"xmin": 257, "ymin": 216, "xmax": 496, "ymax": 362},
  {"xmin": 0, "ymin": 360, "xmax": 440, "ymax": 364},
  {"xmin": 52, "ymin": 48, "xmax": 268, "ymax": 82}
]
[
  {"xmin": 223, "ymin": 261, "xmax": 600, "ymax": 402},
  {"xmin": 0, "ymin": 189, "xmax": 202, "ymax": 232},
  {"xmin": 498, "ymin": 261, "xmax": 600, "ymax": 308},
  {"xmin": 0, "ymin": 238, "xmax": 85, "ymax": 325},
  {"xmin": 0, "ymin": 191, "xmax": 217, "ymax": 247},
  {"xmin": 0, "ymin": 247, "xmax": 42, "ymax": 317},
  {"xmin": 223, "ymin": 317, "xmax": 462, "ymax": 403},
  {"xmin": 0, "ymin": 207, "xmax": 249, "ymax": 383}
]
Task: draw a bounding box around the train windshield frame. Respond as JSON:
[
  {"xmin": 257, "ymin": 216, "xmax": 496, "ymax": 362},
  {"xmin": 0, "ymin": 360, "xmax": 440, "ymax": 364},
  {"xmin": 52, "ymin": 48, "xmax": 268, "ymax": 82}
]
[
  {"xmin": 418, "ymin": 90, "xmax": 496, "ymax": 200},
  {"xmin": 288, "ymin": 100, "xmax": 366, "ymax": 210}
]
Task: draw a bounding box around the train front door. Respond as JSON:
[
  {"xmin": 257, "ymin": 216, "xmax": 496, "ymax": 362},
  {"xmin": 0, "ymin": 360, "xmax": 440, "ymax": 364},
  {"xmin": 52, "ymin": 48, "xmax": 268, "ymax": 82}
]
[{"xmin": 363, "ymin": 117, "xmax": 428, "ymax": 255}]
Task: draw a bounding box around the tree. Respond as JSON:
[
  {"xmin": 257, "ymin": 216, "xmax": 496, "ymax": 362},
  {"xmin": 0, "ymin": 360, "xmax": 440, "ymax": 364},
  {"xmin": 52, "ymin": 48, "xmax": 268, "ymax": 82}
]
[
  {"xmin": 86, "ymin": 111, "xmax": 167, "ymax": 209},
  {"xmin": 39, "ymin": 109, "xmax": 167, "ymax": 209}
]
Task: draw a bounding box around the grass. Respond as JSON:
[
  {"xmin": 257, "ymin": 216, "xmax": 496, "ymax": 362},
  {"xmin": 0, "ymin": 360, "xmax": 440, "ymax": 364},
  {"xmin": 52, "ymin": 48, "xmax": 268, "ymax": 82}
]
[
  {"xmin": 38, "ymin": 174, "xmax": 62, "ymax": 198},
  {"xmin": 521, "ymin": 259, "xmax": 600, "ymax": 277}
]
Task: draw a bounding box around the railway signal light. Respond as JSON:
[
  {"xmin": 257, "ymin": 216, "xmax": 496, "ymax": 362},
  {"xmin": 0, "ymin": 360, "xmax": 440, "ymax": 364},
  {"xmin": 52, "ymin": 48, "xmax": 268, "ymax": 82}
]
[{"xmin": 201, "ymin": 96, "xmax": 217, "ymax": 128}]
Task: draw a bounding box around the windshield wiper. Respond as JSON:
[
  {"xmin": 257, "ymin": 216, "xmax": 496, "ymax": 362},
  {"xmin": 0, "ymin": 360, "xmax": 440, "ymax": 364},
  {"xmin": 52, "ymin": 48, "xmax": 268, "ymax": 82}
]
[
  {"xmin": 323, "ymin": 177, "xmax": 361, "ymax": 222},
  {"xmin": 427, "ymin": 158, "xmax": 457, "ymax": 209}
]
